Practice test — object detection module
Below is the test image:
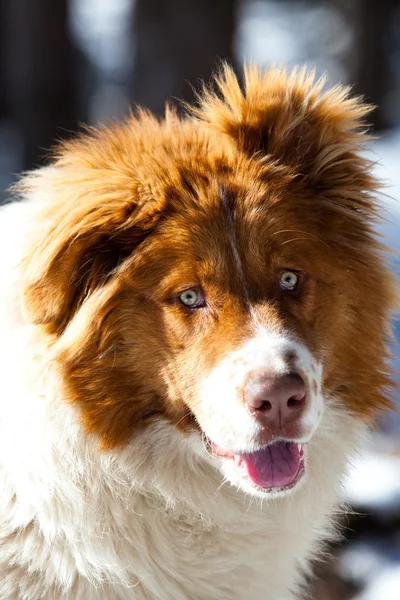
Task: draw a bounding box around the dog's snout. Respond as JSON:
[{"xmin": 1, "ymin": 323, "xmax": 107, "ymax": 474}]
[{"xmin": 244, "ymin": 373, "xmax": 306, "ymax": 432}]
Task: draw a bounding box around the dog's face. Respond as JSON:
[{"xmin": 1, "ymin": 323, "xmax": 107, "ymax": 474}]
[{"xmin": 21, "ymin": 67, "xmax": 396, "ymax": 498}]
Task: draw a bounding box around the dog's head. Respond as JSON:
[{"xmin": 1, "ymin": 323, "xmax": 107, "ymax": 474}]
[{"xmin": 20, "ymin": 67, "xmax": 397, "ymax": 498}]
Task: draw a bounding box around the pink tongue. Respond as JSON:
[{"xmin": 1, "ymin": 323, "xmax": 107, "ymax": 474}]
[{"xmin": 235, "ymin": 441, "xmax": 302, "ymax": 489}]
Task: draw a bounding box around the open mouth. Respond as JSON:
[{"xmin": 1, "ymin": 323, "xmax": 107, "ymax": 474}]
[{"xmin": 211, "ymin": 440, "xmax": 306, "ymax": 492}]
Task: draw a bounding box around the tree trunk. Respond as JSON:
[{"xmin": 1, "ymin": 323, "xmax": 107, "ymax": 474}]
[
  {"xmin": 2, "ymin": 0, "xmax": 78, "ymax": 168},
  {"xmin": 329, "ymin": 0, "xmax": 396, "ymax": 132},
  {"xmin": 131, "ymin": 0, "xmax": 237, "ymax": 116}
]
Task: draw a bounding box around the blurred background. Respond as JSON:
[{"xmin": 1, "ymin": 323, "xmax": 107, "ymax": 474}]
[{"xmin": 0, "ymin": 0, "xmax": 399, "ymax": 597}]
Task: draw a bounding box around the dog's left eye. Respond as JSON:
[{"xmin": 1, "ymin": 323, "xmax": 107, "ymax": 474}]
[
  {"xmin": 179, "ymin": 288, "xmax": 204, "ymax": 308},
  {"xmin": 280, "ymin": 271, "xmax": 299, "ymax": 291}
]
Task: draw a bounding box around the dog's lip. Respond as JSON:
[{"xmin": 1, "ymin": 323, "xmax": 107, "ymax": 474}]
[{"xmin": 210, "ymin": 439, "xmax": 306, "ymax": 492}]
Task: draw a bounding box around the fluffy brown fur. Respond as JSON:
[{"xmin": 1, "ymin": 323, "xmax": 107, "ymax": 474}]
[{"xmin": 18, "ymin": 65, "xmax": 397, "ymax": 450}]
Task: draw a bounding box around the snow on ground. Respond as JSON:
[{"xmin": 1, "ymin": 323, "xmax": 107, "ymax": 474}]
[
  {"xmin": 356, "ymin": 567, "xmax": 400, "ymax": 600},
  {"xmin": 346, "ymin": 442, "xmax": 400, "ymax": 515}
]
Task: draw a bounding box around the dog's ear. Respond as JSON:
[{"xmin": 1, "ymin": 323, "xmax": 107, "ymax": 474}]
[
  {"xmin": 18, "ymin": 128, "xmax": 166, "ymax": 330},
  {"xmin": 195, "ymin": 65, "xmax": 376, "ymax": 207}
]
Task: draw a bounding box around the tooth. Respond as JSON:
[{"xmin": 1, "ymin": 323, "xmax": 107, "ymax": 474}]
[{"xmin": 297, "ymin": 444, "xmax": 302, "ymax": 452}]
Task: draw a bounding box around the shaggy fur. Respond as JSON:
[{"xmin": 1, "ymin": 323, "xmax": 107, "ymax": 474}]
[{"xmin": 0, "ymin": 66, "xmax": 397, "ymax": 600}]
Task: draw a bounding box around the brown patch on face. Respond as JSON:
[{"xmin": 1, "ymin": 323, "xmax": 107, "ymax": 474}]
[
  {"xmin": 52, "ymin": 276, "xmax": 168, "ymax": 449},
  {"xmin": 19, "ymin": 66, "xmax": 398, "ymax": 449}
]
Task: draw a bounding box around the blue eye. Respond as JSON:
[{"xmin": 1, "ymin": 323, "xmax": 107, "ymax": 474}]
[
  {"xmin": 280, "ymin": 271, "xmax": 299, "ymax": 291},
  {"xmin": 179, "ymin": 288, "xmax": 204, "ymax": 308}
]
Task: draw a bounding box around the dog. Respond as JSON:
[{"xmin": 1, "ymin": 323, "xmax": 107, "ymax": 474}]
[{"xmin": 0, "ymin": 66, "xmax": 397, "ymax": 600}]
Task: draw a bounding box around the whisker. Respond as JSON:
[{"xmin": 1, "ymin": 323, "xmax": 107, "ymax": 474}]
[
  {"xmin": 245, "ymin": 494, "xmax": 255, "ymax": 514},
  {"xmin": 272, "ymin": 229, "xmax": 331, "ymax": 249},
  {"xmin": 214, "ymin": 477, "xmax": 229, "ymax": 498},
  {"xmin": 169, "ymin": 410, "xmax": 194, "ymax": 433},
  {"xmin": 279, "ymin": 237, "xmax": 319, "ymax": 246},
  {"xmin": 201, "ymin": 432, "xmax": 216, "ymax": 460}
]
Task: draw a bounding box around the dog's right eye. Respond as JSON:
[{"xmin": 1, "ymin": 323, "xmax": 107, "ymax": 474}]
[
  {"xmin": 279, "ymin": 271, "xmax": 299, "ymax": 291},
  {"xmin": 179, "ymin": 288, "xmax": 205, "ymax": 308}
]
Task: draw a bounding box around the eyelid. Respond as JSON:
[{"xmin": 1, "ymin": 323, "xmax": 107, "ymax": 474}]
[
  {"xmin": 279, "ymin": 268, "xmax": 301, "ymax": 275},
  {"xmin": 278, "ymin": 268, "xmax": 302, "ymax": 280},
  {"xmin": 176, "ymin": 286, "xmax": 200, "ymax": 296}
]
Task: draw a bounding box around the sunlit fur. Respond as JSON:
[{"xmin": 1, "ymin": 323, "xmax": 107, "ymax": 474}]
[{"xmin": 0, "ymin": 66, "xmax": 397, "ymax": 600}]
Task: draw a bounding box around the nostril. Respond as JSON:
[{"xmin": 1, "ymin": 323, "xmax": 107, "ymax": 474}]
[
  {"xmin": 247, "ymin": 398, "xmax": 272, "ymax": 412},
  {"xmin": 257, "ymin": 400, "xmax": 272, "ymax": 412}
]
